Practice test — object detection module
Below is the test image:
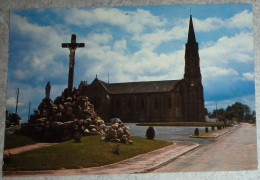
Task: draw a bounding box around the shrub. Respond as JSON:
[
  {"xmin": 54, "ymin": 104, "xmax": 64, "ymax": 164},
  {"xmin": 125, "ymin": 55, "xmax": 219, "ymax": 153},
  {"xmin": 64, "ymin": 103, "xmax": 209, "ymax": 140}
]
[
  {"xmin": 3, "ymin": 153, "xmax": 13, "ymax": 164},
  {"xmin": 113, "ymin": 144, "xmax": 120, "ymax": 155},
  {"xmin": 205, "ymin": 127, "xmax": 209, "ymax": 133},
  {"xmin": 74, "ymin": 133, "xmax": 82, "ymax": 143},
  {"xmin": 146, "ymin": 126, "xmax": 155, "ymax": 140},
  {"xmin": 211, "ymin": 126, "xmax": 215, "ymax": 131},
  {"xmin": 194, "ymin": 128, "xmax": 199, "ymax": 136}
]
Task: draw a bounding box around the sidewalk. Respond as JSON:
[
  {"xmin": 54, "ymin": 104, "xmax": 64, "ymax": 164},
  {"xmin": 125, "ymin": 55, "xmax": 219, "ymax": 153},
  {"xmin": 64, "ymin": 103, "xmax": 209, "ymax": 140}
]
[
  {"xmin": 3, "ymin": 141, "xmax": 200, "ymax": 177},
  {"xmin": 4, "ymin": 143, "xmax": 58, "ymax": 155}
]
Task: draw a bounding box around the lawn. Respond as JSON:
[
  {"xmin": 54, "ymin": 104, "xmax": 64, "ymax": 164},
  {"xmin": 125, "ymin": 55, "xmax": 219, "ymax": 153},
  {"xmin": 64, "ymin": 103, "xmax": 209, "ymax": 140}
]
[
  {"xmin": 4, "ymin": 134, "xmax": 38, "ymax": 150},
  {"xmin": 3, "ymin": 135, "xmax": 172, "ymax": 171},
  {"xmin": 191, "ymin": 127, "xmax": 230, "ymax": 137}
]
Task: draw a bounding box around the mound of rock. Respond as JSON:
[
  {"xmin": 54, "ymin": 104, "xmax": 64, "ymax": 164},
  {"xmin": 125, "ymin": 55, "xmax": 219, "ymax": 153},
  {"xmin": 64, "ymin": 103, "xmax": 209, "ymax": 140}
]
[
  {"xmin": 102, "ymin": 118, "xmax": 133, "ymax": 144},
  {"xmin": 19, "ymin": 88, "xmax": 106, "ymax": 142}
]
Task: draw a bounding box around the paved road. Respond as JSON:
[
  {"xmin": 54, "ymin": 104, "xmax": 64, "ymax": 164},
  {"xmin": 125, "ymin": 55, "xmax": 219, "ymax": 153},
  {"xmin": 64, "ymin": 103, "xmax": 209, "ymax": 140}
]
[
  {"xmin": 126, "ymin": 123, "xmax": 215, "ymax": 145},
  {"xmin": 152, "ymin": 123, "xmax": 257, "ymax": 172}
]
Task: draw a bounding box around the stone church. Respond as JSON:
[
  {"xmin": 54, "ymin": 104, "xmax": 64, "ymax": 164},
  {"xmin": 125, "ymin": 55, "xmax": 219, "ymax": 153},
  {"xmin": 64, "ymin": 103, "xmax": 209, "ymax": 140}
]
[{"xmin": 79, "ymin": 15, "xmax": 205, "ymax": 122}]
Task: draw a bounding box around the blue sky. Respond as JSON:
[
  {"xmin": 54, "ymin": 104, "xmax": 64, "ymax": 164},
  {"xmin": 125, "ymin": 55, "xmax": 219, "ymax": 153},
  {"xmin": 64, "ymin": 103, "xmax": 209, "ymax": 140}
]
[{"xmin": 7, "ymin": 4, "xmax": 254, "ymax": 122}]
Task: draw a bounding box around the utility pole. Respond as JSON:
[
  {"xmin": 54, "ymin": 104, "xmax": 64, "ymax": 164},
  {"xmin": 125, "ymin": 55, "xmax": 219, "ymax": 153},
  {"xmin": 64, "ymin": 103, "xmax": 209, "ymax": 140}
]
[
  {"xmin": 28, "ymin": 102, "xmax": 31, "ymax": 121},
  {"xmin": 15, "ymin": 88, "xmax": 19, "ymax": 114},
  {"xmin": 215, "ymin": 101, "xmax": 218, "ymax": 121}
]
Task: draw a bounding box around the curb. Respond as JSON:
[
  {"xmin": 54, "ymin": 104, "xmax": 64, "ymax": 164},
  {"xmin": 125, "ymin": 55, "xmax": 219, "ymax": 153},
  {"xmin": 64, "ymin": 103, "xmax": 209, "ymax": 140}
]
[
  {"xmin": 189, "ymin": 125, "xmax": 238, "ymax": 139},
  {"xmin": 136, "ymin": 143, "xmax": 201, "ymax": 173}
]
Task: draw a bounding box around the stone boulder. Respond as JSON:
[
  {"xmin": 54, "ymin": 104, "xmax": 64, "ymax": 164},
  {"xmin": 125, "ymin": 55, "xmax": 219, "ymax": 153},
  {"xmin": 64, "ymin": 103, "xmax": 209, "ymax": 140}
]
[
  {"xmin": 103, "ymin": 119, "xmax": 133, "ymax": 144},
  {"xmin": 19, "ymin": 88, "xmax": 107, "ymax": 142}
]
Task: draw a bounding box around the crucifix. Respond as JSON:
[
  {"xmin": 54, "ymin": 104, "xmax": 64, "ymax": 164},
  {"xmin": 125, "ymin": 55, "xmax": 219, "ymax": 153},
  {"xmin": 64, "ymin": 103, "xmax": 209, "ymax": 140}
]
[{"xmin": 62, "ymin": 34, "xmax": 85, "ymax": 94}]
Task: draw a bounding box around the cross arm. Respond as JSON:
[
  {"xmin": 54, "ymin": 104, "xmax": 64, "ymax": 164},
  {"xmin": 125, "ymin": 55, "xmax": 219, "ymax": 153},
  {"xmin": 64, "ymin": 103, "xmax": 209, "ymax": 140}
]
[{"xmin": 62, "ymin": 43, "xmax": 85, "ymax": 49}]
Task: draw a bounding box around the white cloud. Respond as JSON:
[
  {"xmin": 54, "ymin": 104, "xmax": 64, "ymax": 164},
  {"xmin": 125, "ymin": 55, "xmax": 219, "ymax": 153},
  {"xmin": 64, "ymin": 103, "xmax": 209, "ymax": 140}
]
[
  {"xmin": 87, "ymin": 32, "xmax": 112, "ymax": 45},
  {"xmin": 6, "ymin": 97, "xmax": 18, "ymax": 108},
  {"xmin": 13, "ymin": 69, "xmax": 31, "ymax": 80},
  {"xmin": 132, "ymin": 26, "xmax": 186, "ymax": 50},
  {"xmin": 200, "ymin": 31, "xmax": 253, "ymax": 69},
  {"xmin": 242, "ymin": 72, "xmax": 254, "ymax": 81},
  {"xmin": 10, "ymin": 13, "xmax": 68, "ymax": 81},
  {"xmin": 227, "ymin": 10, "xmax": 253, "ymax": 29},
  {"xmin": 194, "ymin": 17, "xmax": 224, "ymax": 32},
  {"xmin": 113, "ymin": 39, "xmax": 127, "ymax": 51},
  {"xmin": 64, "ymin": 8, "xmax": 166, "ymax": 34},
  {"xmin": 202, "ymin": 66, "xmax": 238, "ymax": 79},
  {"xmin": 193, "ymin": 10, "xmax": 252, "ymax": 32}
]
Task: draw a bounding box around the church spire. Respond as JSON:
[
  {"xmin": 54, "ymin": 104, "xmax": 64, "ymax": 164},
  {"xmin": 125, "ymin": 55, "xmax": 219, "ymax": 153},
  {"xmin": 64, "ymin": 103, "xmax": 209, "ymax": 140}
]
[
  {"xmin": 184, "ymin": 14, "xmax": 201, "ymax": 82},
  {"xmin": 187, "ymin": 15, "xmax": 196, "ymax": 44}
]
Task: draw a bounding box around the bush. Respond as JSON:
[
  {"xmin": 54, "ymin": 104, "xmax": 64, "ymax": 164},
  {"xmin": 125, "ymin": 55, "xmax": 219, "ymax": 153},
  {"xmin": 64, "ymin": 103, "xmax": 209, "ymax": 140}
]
[
  {"xmin": 113, "ymin": 144, "xmax": 120, "ymax": 155},
  {"xmin": 3, "ymin": 153, "xmax": 13, "ymax": 164},
  {"xmin": 212, "ymin": 126, "xmax": 215, "ymax": 131},
  {"xmin": 74, "ymin": 133, "xmax": 82, "ymax": 143},
  {"xmin": 146, "ymin": 126, "xmax": 155, "ymax": 140},
  {"xmin": 205, "ymin": 127, "xmax": 209, "ymax": 133},
  {"xmin": 194, "ymin": 128, "xmax": 199, "ymax": 136}
]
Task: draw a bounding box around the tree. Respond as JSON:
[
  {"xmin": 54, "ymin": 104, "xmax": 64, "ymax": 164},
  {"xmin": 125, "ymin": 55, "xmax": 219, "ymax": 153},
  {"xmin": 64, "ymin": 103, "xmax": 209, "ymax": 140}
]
[
  {"xmin": 212, "ymin": 108, "xmax": 225, "ymax": 119},
  {"xmin": 208, "ymin": 102, "xmax": 253, "ymax": 122},
  {"xmin": 204, "ymin": 108, "xmax": 209, "ymax": 115},
  {"xmin": 6, "ymin": 110, "xmax": 21, "ymax": 126}
]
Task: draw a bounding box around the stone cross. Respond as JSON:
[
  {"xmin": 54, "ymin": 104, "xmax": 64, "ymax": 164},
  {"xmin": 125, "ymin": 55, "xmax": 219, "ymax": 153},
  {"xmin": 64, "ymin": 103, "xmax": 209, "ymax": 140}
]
[{"xmin": 62, "ymin": 34, "xmax": 85, "ymax": 94}]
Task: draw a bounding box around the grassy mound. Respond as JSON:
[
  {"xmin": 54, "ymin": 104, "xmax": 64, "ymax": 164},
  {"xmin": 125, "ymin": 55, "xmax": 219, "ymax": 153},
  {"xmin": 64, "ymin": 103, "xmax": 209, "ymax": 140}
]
[
  {"xmin": 3, "ymin": 135, "xmax": 172, "ymax": 171},
  {"xmin": 4, "ymin": 134, "xmax": 38, "ymax": 150}
]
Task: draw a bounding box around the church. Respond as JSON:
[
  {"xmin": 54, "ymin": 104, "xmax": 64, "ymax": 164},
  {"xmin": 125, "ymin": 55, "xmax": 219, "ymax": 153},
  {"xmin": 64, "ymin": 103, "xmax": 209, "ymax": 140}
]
[{"xmin": 79, "ymin": 15, "xmax": 205, "ymax": 123}]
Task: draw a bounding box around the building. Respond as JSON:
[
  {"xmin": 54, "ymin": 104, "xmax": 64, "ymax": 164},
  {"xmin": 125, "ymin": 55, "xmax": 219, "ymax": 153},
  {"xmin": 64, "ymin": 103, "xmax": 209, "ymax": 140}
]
[{"xmin": 79, "ymin": 15, "xmax": 205, "ymax": 122}]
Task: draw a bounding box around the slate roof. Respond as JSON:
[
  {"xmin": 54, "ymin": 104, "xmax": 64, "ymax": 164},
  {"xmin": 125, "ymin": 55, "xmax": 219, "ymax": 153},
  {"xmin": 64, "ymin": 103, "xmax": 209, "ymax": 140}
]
[{"xmin": 97, "ymin": 79, "xmax": 182, "ymax": 94}]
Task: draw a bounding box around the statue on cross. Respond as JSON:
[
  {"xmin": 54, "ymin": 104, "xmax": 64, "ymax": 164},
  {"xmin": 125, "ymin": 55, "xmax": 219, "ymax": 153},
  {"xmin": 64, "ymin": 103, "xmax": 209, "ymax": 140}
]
[{"xmin": 62, "ymin": 34, "xmax": 85, "ymax": 94}]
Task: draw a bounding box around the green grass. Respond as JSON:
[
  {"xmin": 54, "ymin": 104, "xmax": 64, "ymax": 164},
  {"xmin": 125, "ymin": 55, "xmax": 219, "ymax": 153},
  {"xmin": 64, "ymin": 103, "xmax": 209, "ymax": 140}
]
[
  {"xmin": 136, "ymin": 121, "xmax": 226, "ymax": 127},
  {"xmin": 3, "ymin": 135, "xmax": 172, "ymax": 171},
  {"xmin": 191, "ymin": 127, "xmax": 229, "ymax": 137},
  {"xmin": 4, "ymin": 134, "xmax": 38, "ymax": 150}
]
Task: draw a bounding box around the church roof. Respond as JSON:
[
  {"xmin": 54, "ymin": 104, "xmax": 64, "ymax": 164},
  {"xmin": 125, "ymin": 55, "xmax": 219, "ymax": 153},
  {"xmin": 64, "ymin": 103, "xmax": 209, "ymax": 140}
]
[{"xmin": 97, "ymin": 79, "xmax": 181, "ymax": 94}]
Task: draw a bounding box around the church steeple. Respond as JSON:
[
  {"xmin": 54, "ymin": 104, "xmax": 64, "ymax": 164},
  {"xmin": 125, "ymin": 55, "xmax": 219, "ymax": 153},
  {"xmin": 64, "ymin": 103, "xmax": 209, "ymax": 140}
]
[
  {"xmin": 182, "ymin": 15, "xmax": 205, "ymax": 122},
  {"xmin": 184, "ymin": 14, "xmax": 201, "ymax": 83},
  {"xmin": 187, "ymin": 15, "xmax": 196, "ymax": 44}
]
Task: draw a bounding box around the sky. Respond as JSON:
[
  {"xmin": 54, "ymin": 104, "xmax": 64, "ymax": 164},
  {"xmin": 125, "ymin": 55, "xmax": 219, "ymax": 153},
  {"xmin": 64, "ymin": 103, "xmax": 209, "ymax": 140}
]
[{"xmin": 6, "ymin": 4, "xmax": 254, "ymax": 122}]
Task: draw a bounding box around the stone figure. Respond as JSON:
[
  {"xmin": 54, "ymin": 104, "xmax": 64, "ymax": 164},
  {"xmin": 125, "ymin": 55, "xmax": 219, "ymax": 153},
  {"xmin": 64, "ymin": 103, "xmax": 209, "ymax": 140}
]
[{"xmin": 45, "ymin": 82, "xmax": 51, "ymax": 99}]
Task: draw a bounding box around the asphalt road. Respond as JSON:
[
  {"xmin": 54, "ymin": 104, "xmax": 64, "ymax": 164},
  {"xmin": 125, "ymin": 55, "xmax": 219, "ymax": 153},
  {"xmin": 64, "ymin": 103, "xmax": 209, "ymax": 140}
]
[
  {"xmin": 126, "ymin": 123, "xmax": 215, "ymax": 145},
  {"xmin": 152, "ymin": 123, "xmax": 257, "ymax": 172}
]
